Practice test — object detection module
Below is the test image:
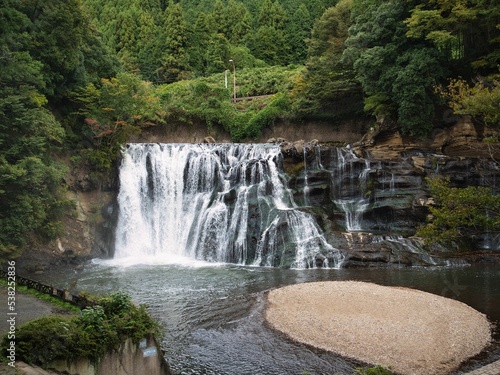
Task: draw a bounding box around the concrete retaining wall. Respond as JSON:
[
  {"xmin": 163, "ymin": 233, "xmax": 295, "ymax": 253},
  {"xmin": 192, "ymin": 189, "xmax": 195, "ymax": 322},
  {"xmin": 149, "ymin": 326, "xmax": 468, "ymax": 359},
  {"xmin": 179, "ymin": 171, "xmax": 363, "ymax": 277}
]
[{"xmin": 49, "ymin": 334, "xmax": 171, "ymax": 375}]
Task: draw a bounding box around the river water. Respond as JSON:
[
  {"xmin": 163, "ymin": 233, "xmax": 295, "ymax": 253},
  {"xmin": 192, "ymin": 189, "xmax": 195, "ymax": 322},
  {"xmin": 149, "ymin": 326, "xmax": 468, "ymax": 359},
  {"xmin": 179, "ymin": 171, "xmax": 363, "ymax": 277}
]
[{"xmin": 32, "ymin": 260, "xmax": 500, "ymax": 375}]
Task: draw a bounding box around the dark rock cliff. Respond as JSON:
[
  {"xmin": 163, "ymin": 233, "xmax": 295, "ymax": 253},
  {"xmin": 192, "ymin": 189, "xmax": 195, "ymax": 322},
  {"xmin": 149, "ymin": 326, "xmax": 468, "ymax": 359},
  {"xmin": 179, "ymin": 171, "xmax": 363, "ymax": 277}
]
[{"xmin": 276, "ymin": 119, "xmax": 500, "ymax": 267}]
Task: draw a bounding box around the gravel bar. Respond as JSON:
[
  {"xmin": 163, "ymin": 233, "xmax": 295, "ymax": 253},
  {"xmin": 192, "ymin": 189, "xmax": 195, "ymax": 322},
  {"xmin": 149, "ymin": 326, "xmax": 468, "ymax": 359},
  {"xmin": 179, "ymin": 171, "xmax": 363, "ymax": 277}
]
[{"xmin": 265, "ymin": 281, "xmax": 491, "ymax": 375}]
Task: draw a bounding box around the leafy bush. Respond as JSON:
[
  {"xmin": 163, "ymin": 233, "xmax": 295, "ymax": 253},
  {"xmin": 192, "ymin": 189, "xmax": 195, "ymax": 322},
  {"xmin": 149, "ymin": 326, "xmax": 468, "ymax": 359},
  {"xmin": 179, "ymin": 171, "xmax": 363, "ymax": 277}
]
[
  {"xmin": 72, "ymin": 73, "xmax": 164, "ymax": 170},
  {"xmin": 417, "ymin": 177, "xmax": 500, "ymax": 248},
  {"xmin": 12, "ymin": 316, "xmax": 85, "ymax": 365},
  {"xmin": 1, "ymin": 291, "xmax": 161, "ymax": 367},
  {"xmin": 438, "ymin": 75, "xmax": 500, "ymax": 128},
  {"xmin": 241, "ymin": 93, "xmax": 290, "ymax": 140}
]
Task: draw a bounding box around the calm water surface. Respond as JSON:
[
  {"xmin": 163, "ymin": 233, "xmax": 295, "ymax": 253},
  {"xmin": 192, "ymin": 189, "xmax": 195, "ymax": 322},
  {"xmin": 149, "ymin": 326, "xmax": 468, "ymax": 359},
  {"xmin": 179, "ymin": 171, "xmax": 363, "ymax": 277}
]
[{"xmin": 31, "ymin": 261, "xmax": 500, "ymax": 374}]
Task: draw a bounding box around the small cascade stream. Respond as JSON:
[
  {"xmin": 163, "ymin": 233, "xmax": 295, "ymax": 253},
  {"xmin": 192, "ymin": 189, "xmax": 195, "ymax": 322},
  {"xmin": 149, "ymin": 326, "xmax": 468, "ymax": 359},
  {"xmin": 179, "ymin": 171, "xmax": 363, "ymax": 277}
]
[
  {"xmin": 115, "ymin": 143, "xmax": 342, "ymax": 268},
  {"xmin": 331, "ymin": 147, "xmax": 371, "ymax": 231},
  {"xmin": 297, "ymin": 145, "xmax": 461, "ymax": 267},
  {"xmin": 302, "ymin": 147, "xmax": 310, "ymax": 206}
]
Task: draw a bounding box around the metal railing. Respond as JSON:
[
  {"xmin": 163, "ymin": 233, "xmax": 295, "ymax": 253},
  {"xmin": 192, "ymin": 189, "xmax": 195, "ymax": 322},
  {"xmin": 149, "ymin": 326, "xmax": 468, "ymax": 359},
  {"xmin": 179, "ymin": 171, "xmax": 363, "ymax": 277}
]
[{"xmin": 0, "ymin": 270, "xmax": 93, "ymax": 309}]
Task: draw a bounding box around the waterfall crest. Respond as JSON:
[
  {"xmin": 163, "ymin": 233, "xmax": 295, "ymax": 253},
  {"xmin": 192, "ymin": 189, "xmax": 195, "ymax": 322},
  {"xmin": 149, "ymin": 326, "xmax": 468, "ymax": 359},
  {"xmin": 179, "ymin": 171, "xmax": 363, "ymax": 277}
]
[{"xmin": 114, "ymin": 143, "xmax": 342, "ymax": 268}]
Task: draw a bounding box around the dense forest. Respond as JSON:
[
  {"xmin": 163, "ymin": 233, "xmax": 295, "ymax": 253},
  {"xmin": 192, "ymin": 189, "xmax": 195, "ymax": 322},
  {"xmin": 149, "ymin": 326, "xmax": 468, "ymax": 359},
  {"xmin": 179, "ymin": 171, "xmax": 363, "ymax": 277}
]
[{"xmin": 1, "ymin": 0, "xmax": 500, "ymax": 258}]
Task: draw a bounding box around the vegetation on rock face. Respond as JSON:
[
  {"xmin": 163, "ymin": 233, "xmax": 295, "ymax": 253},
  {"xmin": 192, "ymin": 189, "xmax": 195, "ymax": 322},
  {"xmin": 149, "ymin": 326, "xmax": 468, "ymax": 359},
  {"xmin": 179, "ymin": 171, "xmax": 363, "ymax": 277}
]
[
  {"xmin": 418, "ymin": 178, "xmax": 500, "ymax": 248},
  {"xmin": 0, "ymin": 0, "xmax": 117, "ymax": 259},
  {"xmin": 0, "ymin": 291, "xmax": 161, "ymax": 366},
  {"xmin": 438, "ymin": 75, "xmax": 500, "ymax": 129},
  {"xmin": 156, "ymin": 65, "xmax": 300, "ymax": 141},
  {"xmin": 73, "ymin": 72, "xmax": 164, "ymax": 170}
]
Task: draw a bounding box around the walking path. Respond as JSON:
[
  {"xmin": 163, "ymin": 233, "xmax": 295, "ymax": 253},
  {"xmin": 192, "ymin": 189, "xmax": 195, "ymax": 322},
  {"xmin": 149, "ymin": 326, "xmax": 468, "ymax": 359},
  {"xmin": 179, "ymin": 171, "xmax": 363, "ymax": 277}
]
[
  {"xmin": 0, "ymin": 285, "xmax": 56, "ymax": 336},
  {"xmin": 0, "ymin": 361, "xmax": 59, "ymax": 375},
  {"xmin": 0, "ymin": 286, "xmax": 72, "ymax": 374}
]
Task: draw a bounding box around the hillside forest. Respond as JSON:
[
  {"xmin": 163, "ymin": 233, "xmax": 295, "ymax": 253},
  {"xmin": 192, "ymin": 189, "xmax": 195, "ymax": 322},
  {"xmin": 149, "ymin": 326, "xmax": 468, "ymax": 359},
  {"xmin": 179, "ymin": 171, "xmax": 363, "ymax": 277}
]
[{"xmin": 1, "ymin": 0, "xmax": 500, "ymax": 258}]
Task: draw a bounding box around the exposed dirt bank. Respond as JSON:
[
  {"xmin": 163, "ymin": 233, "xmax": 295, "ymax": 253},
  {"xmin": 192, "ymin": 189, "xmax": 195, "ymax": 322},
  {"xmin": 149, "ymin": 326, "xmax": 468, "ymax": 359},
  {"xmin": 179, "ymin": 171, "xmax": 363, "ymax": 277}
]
[{"xmin": 265, "ymin": 281, "xmax": 491, "ymax": 375}]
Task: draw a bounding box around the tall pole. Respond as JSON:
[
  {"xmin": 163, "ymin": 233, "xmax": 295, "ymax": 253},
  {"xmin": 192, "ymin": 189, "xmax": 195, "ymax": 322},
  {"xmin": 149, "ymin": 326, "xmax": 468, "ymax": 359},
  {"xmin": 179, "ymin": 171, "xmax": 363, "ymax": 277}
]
[{"xmin": 229, "ymin": 59, "xmax": 236, "ymax": 102}]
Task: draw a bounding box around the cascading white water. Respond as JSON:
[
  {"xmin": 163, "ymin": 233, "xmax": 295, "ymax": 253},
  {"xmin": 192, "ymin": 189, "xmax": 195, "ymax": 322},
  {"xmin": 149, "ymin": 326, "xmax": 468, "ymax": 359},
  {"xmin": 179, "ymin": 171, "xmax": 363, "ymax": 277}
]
[
  {"xmin": 302, "ymin": 147, "xmax": 310, "ymax": 206},
  {"xmin": 114, "ymin": 143, "xmax": 342, "ymax": 268},
  {"xmin": 331, "ymin": 147, "xmax": 371, "ymax": 231}
]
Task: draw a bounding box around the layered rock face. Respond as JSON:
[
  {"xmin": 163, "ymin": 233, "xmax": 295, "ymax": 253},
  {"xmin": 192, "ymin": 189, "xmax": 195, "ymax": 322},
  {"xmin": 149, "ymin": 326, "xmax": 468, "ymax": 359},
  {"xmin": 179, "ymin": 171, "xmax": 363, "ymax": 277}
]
[{"xmin": 278, "ymin": 129, "xmax": 499, "ymax": 267}]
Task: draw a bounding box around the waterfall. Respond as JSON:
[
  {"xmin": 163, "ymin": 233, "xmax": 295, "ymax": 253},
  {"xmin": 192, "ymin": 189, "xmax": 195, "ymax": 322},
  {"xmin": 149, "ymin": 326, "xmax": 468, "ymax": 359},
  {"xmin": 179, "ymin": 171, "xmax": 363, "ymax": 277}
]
[
  {"xmin": 331, "ymin": 147, "xmax": 371, "ymax": 231},
  {"xmin": 114, "ymin": 143, "xmax": 342, "ymax": 268},
  {"xmin": 302, "ymin": 147, "xmax": 310, "ymax": 206}
]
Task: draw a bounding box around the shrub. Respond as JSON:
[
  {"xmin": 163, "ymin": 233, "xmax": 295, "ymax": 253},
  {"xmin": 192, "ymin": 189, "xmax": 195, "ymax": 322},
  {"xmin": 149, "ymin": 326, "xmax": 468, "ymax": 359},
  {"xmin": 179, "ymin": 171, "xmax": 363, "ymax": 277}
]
[
  {"xmin": 417, "ymin": 177, "xmax": 500, "ymax": 248},
  {"xmin": 1, "ymin": 291, "xmax": 161, "ymax": 367}
]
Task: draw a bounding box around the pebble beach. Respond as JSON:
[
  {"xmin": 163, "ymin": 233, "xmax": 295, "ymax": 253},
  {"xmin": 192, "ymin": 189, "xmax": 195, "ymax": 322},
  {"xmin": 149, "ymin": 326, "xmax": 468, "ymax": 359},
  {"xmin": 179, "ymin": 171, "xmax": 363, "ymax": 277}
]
[{"xmin": 265, "ymin": 281, "xmax": 491, "ymax": 375}]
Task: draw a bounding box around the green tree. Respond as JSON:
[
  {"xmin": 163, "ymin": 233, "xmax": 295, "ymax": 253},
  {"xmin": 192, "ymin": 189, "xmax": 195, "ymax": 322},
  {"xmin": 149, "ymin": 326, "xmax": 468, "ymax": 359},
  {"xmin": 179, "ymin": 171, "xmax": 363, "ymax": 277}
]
[
  {"xmin": 158, "ymin": 1, "xmax": 190, "ymax": 83},
  {"xmin": 78, "ymin": 22, "xmax": 121, "ymax": 87},
  {"xmin": 285, "ymin": 3, "xmax": 312, "ymax": 64},
  {"xmin": 259, "ymin": 0, "xmax": 288, "ymax": 29},
  {"xmin": 0, "ymin": 0, "xmax": 69, "ymax": 257},
  {"xmin": 343, "ymin": 0, "xmax": 446, "ymax": 137},
  {"xmin": 293, "ymin": 0, "xmax": 361, "ymax": 117},
  {"xmin": 271, "ymin": 0, "xmax": 288, "ymax": 30},
  {"xmin": 206, "ymin": 34, "xmax": 232, "ymax": 75},
  {"xmin": 74, "ymin": 73, "xmax": 163, "ymax": 170},
  {"xmin": 115, "ymin": 8, "xmax": 141, "ymax": 73},
  {"xmin": 142, "ymin": 0, "xmax": 163, "ymax": 13},
  {"xmin": 115, "ymin": 8, "xmax": 140, "ymax": 55},
  {"xmin": 136, "ymin": 11, "xmax": 164, "ymax": 82},
  {"xmin": 211, "ymin": 0, "xmax": 229, "ymax": 35},
  {"xmin": 308, "ymin": 0, "xmax": 352, "ymax": 61},
  {"xmin": 305, "ymin": 0, "xmax": 338, "ymax": 19},
  {"xmin": 83, "ymin": 0, "xmax": 159, "ymax": 81},
  {"xmin": 188, "ymin": 12, "xmax": 213, "ymax": 76},
  {"xmin": 439, "ymin": 75, "xmax": 500, "ymax": 128},
  {"xmin": 249, "ymin": 26, "xmax": 287, "ymax": 65},
  {"xmin": 405, "ymin": 0, "xmax": 500, "ymax": 74},
  {"xmin": 16, "ymin": 0, "xmax": 100, "ymax": 99},
  {"xmin": 226, "ymin": 0, "xmax": 253, "ymax": 44},
  {"xmin": 258, "ymin": 0, "xmax": 276, "ymax": 27},
  {"xmin": 418, "ymin": 178, "xmax": 500, "ymax": 249}
]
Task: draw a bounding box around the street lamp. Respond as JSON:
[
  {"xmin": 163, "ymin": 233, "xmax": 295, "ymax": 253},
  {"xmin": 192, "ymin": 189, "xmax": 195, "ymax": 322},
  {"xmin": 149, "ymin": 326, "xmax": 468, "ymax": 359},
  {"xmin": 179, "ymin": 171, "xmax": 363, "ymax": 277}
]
[{"xmin": 229, "ymin": 59, "xmax": 236, "ymax": 102}]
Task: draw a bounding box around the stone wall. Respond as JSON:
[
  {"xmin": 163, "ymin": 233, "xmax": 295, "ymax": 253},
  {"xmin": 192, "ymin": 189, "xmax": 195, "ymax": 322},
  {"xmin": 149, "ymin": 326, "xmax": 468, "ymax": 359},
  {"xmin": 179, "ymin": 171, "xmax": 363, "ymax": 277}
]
[
  {"xmin": 129, "ymin": 118, "xmax": 370, "ymax": 145},
  {"xmin": 49, "ymin": 334, "xmax": 172, "ymax": 375}
]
